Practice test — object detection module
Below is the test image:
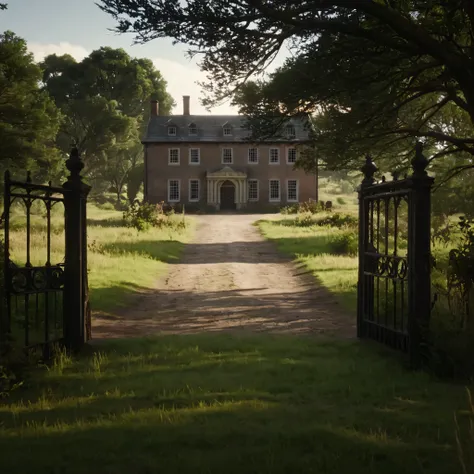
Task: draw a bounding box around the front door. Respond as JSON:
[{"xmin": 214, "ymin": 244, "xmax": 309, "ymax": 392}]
[{"xmin": 220, "ymin": 180, "xmax": 236, "ymax": 211}]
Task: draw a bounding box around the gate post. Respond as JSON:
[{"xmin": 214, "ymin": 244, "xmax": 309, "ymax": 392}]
[
  {"xmin": 357, "ymin": 155, "xmax": 377, "ymax": 338},
  {"xmin": 408, "ymin": 142, "xmax": 434, "ymax": 367},
  {"xmin": 63, "ymin": 148, "xmax": 91, "ymax": 351}
]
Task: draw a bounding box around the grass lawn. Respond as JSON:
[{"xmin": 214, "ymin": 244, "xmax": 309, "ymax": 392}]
[
  {"xmin": 0, "ymin": 334, "xmax": 471, "ymax": 474},
  {"xmin": 8, "ymin": 203, "xmax": 193, "ymax": 314},
  {"xmin": 258, "ymin": 216, "xmax": 358, "ymax": 312}
]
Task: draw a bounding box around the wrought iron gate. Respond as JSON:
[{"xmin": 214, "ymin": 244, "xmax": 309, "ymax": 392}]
[
  {"xmin": 357, "ymin": 143, "xmax": 434, "ymax": 366},
  {"xmin": 0, "ymin": 148, "xmax": 91, "ymax": 356}
]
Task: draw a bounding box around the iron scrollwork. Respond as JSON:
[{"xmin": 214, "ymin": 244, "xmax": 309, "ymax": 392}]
[{"xmin": 9, "ymin": 264, "xmax": 65, "ymax": 294}]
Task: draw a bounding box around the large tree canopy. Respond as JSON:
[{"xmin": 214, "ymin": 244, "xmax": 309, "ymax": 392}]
[
  {"xmin": 0, "ymin": 30, "xmax": 61, "ymax": 178},
  {"xmin": 98, "ymin": 0, "xmax": 474, "ymax": 175}
]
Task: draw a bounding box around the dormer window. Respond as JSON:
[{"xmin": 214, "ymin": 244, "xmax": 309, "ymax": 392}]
[
  {"xmin": 168, "ymin": 126, "xmax": 177, "ymax": 136},
  {"xmin": 188, "ymin": 123, "xmax": 198, "ymax": 136},
  {"xmin": 223, "ymin": 124, "xmax": 232, "ymax": 136},
  {"xmin": 285, "ymin": 124, "xmax": 296, "ymax": 138}
]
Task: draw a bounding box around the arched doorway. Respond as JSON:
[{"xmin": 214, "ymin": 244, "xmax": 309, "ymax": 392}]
[{"xmin": 220, "ymin": 180, "xmax": 236, "ymax": 211}]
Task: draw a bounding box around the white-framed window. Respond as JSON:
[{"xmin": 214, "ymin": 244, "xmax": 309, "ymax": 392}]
[
  {"xmin": 168, "ymin": 126, "xmax": 177, "ymax": 136},
  {"xmin": 189, "ymin": 148, "xmax": 200, "ymax": 165},
  {"xmin": 269, "ymin": 179, "xmax": 280, "ymax": 202},
  {"xmin": 188, "ymin": 123, "xmax": 197, "ymax": 136},
  {"xmin": 248, "ymin": 148, "xmax": 258, "ymax": 164},
  {"xmin": 287, "ymin": 147, "xmax": 297, "ymax": 164},
  {"xmin": 168, "ymin": 179, "xmax": 180, "ymax": 202},
  {"xmin": 189, "ymin": 179, "xmax": 200, "ymax": 202},
  {"xmin": 223, "ymin": 125, "xmax": 232, "ymax": 136},
  {"xmin": 285, "ymin": 124, "xmax": 296, "ymax": 138},
  {"xmin": 287, "ymin": 179, "xmax": 298, "ymax": 202},
  {"xmin": 222, "ymin": 148, "xmax": 233, "ymax": 164},
  {"xmin": 269, "ymin": 148, "xmax": 280, "ymax": 164},
  {"xmin": 168, "ymin": 148, "xmax": 180, "ymax": 165},
  {"xmin": 248, "ymin": 180, "xmax": 259, "ymax": 201}
]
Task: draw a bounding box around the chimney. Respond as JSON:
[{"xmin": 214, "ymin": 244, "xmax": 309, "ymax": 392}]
[
  {"xmin": 150, "ymin": 100, "xmax": 159, "ymax": 117},
  {"xmin": 183, "ymin": 95, "xmax": 190, "ymax": 115}
]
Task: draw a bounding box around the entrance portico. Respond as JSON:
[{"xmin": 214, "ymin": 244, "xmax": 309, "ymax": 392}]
[{"xmin": 206, "ymin": 166, "xmax": 247, "ymax": 210}]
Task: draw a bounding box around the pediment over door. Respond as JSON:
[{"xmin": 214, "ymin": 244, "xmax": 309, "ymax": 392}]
[{"xmin": 206, "ymin": 166, "xmax": 247, "ymax": 179}]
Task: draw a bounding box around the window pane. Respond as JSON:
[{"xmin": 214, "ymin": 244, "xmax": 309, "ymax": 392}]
[
  {"xmin": 287, "ymin": 180, "xmax": 298, "ymax": 201},
  {"xmin": 169, "ymin": 149, "xmax": 179, "ymax": 164},
  {"xmin": 269, "ymin": 148, "xmax": 279, "ymax": 163},
  {"xmin": 223, "ymin": 126, "xmax": 232, "ymax": 136},
  {"xmin": 248, "ymin": 180, "xmax": 258, "ymax": 200},
  {"xmin": 248, "ymin": 148, "xmax": 258, "ymax": 163},
  {"xmin": 222, "ymin": 148, "xmax": 233, "ymax": 163},
  {"xmin": 287, "ymin": 148, "xmax": 296, "ymax": 163},
  {"xmin": 190, "ymin": 148, "xmax": 200, "ymax": 163},
  {"xmin": 189, "ymin": 180, "xmax": 199, "ymax": 201},
  {"xmin": 169, "ymin": 180, "xmax": 180, "ymax": 201},
  {"xmin": 269, "ymin": 180, "xmax": 280, "ymax": 200},
  {"xmin": 189, "ymin": 124, "xmax": 197, "ymax": 135},
  {"xmin": 168, "ymin": 126, "xmax": 177, "ymax": 136}
]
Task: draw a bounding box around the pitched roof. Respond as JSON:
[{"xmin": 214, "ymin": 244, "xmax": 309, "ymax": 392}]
[{"xmin": 143, "ymin": 114, "xmax": 311, "ymax": 143}]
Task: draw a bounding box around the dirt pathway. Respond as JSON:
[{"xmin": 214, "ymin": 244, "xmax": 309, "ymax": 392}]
[{"xmin": 93, "ymin": 214, "xmax": 355, "ymax": 338}]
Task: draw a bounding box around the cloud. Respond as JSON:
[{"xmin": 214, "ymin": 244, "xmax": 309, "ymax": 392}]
[{"xmin": 27, "ymin": 41, "xmax": 237, "ymax": 115}]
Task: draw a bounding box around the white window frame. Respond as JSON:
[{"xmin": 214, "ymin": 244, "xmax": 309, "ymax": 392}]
[
  {"xmin": 168, "ymin": 148, "xmax": 180, "ymax": 165},
  {"xmin": 285, "ymin": 125, "xmax": 296, "ymax": 138},
  {"xmin": 287, "ymin": 147, "xmax": 297, "ymax": 165},
  {"xmin": 269, "ymin": 148, "xmax": 280, "ymax": 165},
  {"xmin": 222, "ymin": 147, "xmax": 233, "ymax": 164},
  {"xmin": 168, "ymin": 179, "xmax": 180, "ymax": 202},
  {"xmin": 188, "ymin": 124, "xmax": 197, "ymax": 136},
  {"xmin": 269, "ymin": 179, "xmax": 281, "ymax": 202},
  {"xmin": 287, "ymin": 179, "xmax": 299, "ymax": 202},
  {"xmin": 189, "ymin": 179, "xmax": 200, "ymax": 202},
  {"xmin": 248, "ymin": 179, "xmax": 259, "ymax": 201},
  {"xmin": 189, "ymin": 148, "xmax": 200, "ymax": 165},
  {"xmin": 223, "ymin": 125, "xmax": 232, "ymax": 136},
  {"xmin": 248, "ymin": 147, "xmax": 259, "ymax": 164},
  {"xmin": 168, "ymin": 126, "xmax": 177, "ymax": 136}
]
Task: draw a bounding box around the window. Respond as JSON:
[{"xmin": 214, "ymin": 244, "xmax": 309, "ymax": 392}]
[
  {"xmin": 188, "ymin": 123, "xmax": 197, "ymax": 136},
  {"xmin": 287, "ymin": 148, "xmax": 297, "ymax": 164},
  {"xmin": 223, "ymin": 125, "xmax": 232, "ymax": 136},
  {"xmin": 248, "ymin": 148, "xmax": 258, "ymax": 164},
  {"xmin": 269, "ymin": 179, "xmax": 280, "ymax": 201},
  {"xmin": 222, "ymin": 148, "xmax": 233, "ymax": 164},
  {"xmin": 189, "ymin": 179, "xmax": 200, "ymax": 201},
  {"xmin": 168, "ymin": 126, "xmax": 177, "ymax": 136},
  {"xmin": 168, "ymin": 179, "xmax": 180, "ymax": 202},
  {"xmin": 168, "ymin": 148, "xmax": 180, "ymax": 165},
  {"xmin": 248, "ymin": 180, "xmax": 259, "ymax": 201},
  {"xmin": 287, "ymin": 179, "xmax": 298, "ymax": 202},
  {"xmin": 285, "ymin": 124, "xmax": 296, "ymax": 138},
  {"xmin": 189, "ymin": 148, "xmax": 200, "ymax": 165},
  {"xmin": 269, "ymin": 148, "xmax": 280, "ymax": 164}
]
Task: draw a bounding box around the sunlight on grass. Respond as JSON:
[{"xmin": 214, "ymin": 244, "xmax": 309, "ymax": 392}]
[
  {"xmin": 0, "ymin": 334, "xmax": 470, "ymax": 474},
  {"xmin": 7, "ymin": 203, "xmax": 194, "ymax": 313}
]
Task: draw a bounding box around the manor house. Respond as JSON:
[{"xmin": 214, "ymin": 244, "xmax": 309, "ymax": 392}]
[{"xmin": 142, "ymin": 96, "xmax": 317, "ymax": 210}]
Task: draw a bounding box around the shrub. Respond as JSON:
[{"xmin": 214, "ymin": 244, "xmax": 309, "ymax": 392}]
[
  {"xmin": 340, "ymin": 180, "xmax": 354, "ymax": 194},
  {"xmin": 280, "ymin": 204, "xmax": 299, "ymax": 215},
  {"xmin": 327, "ymin": 231, "xmax": 358, "ymax": 255},
  {"xmin": 318, "ymin": 212, "xmax": 358, "ymax": 229},
  {"xmin": 123, "ymin": 200, "xmax": 187, "ymax": 232},
  {"xmin": 293, "ymin": 212, "xmax": 314, "ymax": 227},
  {"xmin": 98, "ymin": 202, "xmax": 115, "ymax": 211},
  {"xmin": 336, "ymin": 197, "xmax": 347, "ymax": 205},
  {"xmin": 298, "ymin": 200, "xmax": 325, "ymax": 214}
]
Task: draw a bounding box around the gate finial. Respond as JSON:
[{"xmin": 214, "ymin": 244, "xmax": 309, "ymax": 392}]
[
  {"xmin": 65, "ymin": 146, "xmax": 85, "ymax": 180},
  {"xmin": 411, "ymin": 141, "xmax": 429, "ymax": 177},
  {"xmin": 361, "ymin": 155, "xmax": 377, "ymax": 185}
]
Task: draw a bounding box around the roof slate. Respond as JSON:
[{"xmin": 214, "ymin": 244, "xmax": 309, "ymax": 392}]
[{"xmin": 143, "ymin": 114, "xmax": 311, "ymax": 143}]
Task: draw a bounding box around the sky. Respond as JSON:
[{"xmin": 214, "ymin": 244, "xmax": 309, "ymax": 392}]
[{"xmin": 2, "ymin": 0, "xmax": 285, "ymax": 115}]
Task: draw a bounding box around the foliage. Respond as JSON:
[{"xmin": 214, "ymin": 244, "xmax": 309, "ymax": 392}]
[
  {"xmin": 298, "ymin": 200, "xmax": 325, "ymax": 214},
  {"xmin": 455, "ymin": 389, "xmax": 474, "ymax": 474},
  {"xmin": 99, "ymin": 0, "xmax": 474, "ymax": 178},
  {"xmin": 123, "ymin": 200, "xmax": 187, "ymax": 232},
  {"xmin": 126, "ymin": 162, "xmax": 144, "ymax": 204},
  {"xmin": 317, "ymin": 213, "xmax": 358, "ymax": 229},
  {"xmin": 336, "ymin": 197, "xmax": 346, "ymax": 205},
  {"xmin": 0, "ymin": 31, "xmax": 62, "ymax": 181},
  {"xmin": 293, "ymin": 212, "xmax": 314, "ymax": 227},
  {"xmin": 327, "ymin": 231, "xmax": 358, "ymax": 256}
]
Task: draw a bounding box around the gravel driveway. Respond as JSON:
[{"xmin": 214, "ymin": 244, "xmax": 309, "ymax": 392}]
[{"xmin": 93, "ymin": 214, "xmax": 355, "ymax": 338}]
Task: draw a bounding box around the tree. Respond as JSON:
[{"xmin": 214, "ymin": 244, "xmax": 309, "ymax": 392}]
[
  {"xmin": 41, "ymin": 48, "xmax": 174, "ymax": 196},
  {"xmin": 98, "ymin": 0, "xmax": 474, "ymax": 174},
  {"xmin": 0, "ymin": 31, "xmax": 62, "ymax": 180}
]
